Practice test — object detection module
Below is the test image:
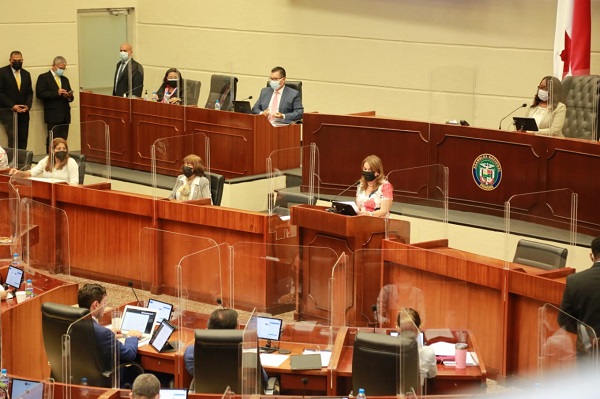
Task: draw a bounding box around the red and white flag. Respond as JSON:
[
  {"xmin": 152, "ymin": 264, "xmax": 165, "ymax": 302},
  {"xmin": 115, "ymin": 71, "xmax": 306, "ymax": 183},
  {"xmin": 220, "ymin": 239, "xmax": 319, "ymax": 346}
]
[{"xmin": 554, "ymin": 0, "xmax": 591, "ymax": 79}]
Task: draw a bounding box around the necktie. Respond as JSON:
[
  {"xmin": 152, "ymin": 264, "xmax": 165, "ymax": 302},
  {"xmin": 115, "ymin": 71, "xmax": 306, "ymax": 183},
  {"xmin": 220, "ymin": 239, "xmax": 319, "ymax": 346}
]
[
  {"xmin": 15, "ymin": 70, "xmax": 21, "ymax": 90},
  {"xmin": 55, "ymin": 75, "xmax": 61, "ymax": 88},
  {"xmin": 116, "ymin": 62, "xmax": 125, "ymax": 85},
  {"xmin": 270, "ymin": 91, "xmax": 280, "ymax": 119}
]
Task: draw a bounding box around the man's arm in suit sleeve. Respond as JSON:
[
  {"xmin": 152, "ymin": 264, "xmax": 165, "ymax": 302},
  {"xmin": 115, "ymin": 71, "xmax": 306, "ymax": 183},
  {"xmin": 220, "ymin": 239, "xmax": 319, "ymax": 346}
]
[
  {"xmin": 36, "ymin": 74, "xmax": 59, "ymax": 101},
  {"xmin": 25, "ymin": 71, "xmax": 34, "ymax": 109},
  {"xmin": 65, "ymin": 77, "xmax": 75, "ymax": 102},
  {"xmin": 252, "ymin": 88, "xmax": 268, "ymax": 114},
  {"xmin": 0, "ymin": 72, "xmax": 15, "ymax": 109},
  {"xmin": 283, "ymin": 90, "xmax": 304, "ymax": 123},
  {"xmin": 133, "ymin": 62, "xmax": 144, "ymax": 97},
  {"xmin": 120, "ymin": 336, "xmax": 139, "ymax": 362},
  {"xmin": 558, "ymin": 278, "xmax": 577, "ymax": 334}
]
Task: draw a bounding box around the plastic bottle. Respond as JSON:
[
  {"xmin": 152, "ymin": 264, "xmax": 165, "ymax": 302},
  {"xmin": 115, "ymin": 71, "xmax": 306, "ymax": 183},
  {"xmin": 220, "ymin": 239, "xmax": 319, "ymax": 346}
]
[
  {"xmin": 357, "ymin": 388, "xmax": 366, "ymax": 399},
  {"xmin": 144, "ymin": 90, "xmax": 148, "ymax": 101},
  {"xmin": 214, "ymin": 100, "xmax": 221, "ymax": 111},
  {"xmin": 81, "ymin": 377, "xmax": 89, "ymax": 398},
  {"xmin": 152, "ymin": 92, "xmax": 158, "ymax": 102},
  {"xmin": 25, "ymin": 279, "xmax": 34, "ymax": 299},
  {"xmin": 12, "ymin": 253, "xmax": 19, "ymax": 266},
  {"xmin": 0, "ymin": 369, "xmax": 8, "ymax": 389}
]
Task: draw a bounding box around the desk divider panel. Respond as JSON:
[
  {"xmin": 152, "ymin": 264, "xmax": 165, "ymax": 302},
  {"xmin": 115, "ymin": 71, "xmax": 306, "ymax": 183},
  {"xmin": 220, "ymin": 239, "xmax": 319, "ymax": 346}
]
[
  {"xmin": 0, "ymin": 108, "xmax": 17, "ymax": 169},
  {"xmin": 428, "ymin": 66, "xmax": 476, "ymax": 130},
  {"xmin": 63, "ymin": 121, "xmax": 111, "ymax": 183},
  {"xmin": 242, "ymin": 310, "xmax": 260, "ymax": 397}
]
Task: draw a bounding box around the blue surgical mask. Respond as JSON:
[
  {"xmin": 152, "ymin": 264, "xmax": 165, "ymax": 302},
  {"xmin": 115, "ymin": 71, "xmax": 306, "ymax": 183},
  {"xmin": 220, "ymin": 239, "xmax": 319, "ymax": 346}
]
[
  {"xmin": 269, "ymin": 79, "xmax": 282, "ymax": 91},
  {"xmin": 119, "ymin": 51, "xmax": 129, "ymax": 62},
  {"xmin": 55, "ymin": 68, "xmax": 65, "ymax": 77}
]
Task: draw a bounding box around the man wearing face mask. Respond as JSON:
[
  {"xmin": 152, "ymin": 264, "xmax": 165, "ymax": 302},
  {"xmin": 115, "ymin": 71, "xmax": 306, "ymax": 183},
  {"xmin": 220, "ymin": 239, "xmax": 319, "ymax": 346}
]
[
  {"xmin": 36, "ymin": 56, "xmax": 74, "ymax": 152},
  {"xmin": 0, "ymin": 51, "xmax": 34, "ymax": 150},
  {"xmin": 113, "ymin": 43, "xmax": 144, "ymax": 98},
  {"xmin": 252, "ymin": 66, "xmax": 303, "ymax": 124}
]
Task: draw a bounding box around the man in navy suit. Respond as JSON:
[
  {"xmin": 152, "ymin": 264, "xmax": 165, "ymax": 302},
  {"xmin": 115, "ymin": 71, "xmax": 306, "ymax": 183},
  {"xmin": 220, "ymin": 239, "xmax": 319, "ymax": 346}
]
[
  {"xmin": 113, "ymin": 43, "xmax": 144, "ymax": 97},
  {"xmin": 252, "ymin": 66, "xmax": 303, "ymax": 124},
  {"xmin": 0, "ymin": 51, "xmax": 34, "ymax": 149},
  {"xmin": 36, "ymin": 56, "xmax": 74, "ymax": 151},
  {"xmin": 78, "ymin": 283, "xmax": 141, "ymax": 384}
]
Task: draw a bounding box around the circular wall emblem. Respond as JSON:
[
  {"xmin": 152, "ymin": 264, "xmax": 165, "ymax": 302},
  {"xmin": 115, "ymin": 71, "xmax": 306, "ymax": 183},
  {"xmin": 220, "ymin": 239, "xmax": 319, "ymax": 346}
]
[{"xmin": 472, "ymin": 154, "xmax": 502, "ymax": 191}]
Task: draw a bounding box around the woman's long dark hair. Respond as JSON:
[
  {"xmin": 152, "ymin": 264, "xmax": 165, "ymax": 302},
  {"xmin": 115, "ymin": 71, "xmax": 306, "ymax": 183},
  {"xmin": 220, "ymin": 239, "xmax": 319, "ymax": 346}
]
[{"xmin": 531, "ymin": 76, "xmax": 562, "ymax": 109}]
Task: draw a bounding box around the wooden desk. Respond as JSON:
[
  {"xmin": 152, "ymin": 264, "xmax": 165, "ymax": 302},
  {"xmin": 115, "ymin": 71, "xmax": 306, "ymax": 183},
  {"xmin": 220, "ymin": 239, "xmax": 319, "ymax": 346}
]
[
  {"xmin": 80, "ymin": 92, "xmax": 301, "ymax": 179},
  {"xmin": 302, "ymin": 112, "xmax": 600, "ymax": 233}
]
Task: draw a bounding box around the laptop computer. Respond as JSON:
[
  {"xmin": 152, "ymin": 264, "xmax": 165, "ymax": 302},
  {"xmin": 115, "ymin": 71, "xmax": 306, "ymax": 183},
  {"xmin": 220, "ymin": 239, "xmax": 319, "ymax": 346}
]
[
  {"xmin": 232, "ymin": 100, "xmax": 252, "ymax": 114},
  {"xmin": 159, "ymin": 389, "xmax": 188, "ymax": 399},
  {"xmin": 513, "ymin": 117, "xmax": 539, "ymax": 132},
  {"xmin": 149, "ymin": 319, "xmax": 178, "ymax": 353},
  {"xmin": 119, "ymin": 305, "xmax": 160, "ymax": 346},
  {"xmin": 147, "ymin": 298, "xmax": 173, "ymax": 324},
  {"xmin": 11, "ymin": 378, "xmax": 43, "ymax": 399}
]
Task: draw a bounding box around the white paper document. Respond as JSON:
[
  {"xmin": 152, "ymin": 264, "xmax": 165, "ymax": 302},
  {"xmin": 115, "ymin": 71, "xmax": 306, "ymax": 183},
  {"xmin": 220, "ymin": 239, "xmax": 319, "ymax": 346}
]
[{"xmin": 260, "ymin": 353, "xmax": 289, "ymax": 367}]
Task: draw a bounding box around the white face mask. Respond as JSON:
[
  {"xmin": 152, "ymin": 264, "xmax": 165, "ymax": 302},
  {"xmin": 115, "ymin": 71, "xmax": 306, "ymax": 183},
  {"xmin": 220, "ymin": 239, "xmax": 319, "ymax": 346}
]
[
  {"xmin": 537, "ymin": 89, "xmax": 549, "ymax": 102},
  {"xmin": 269, "ymin": 79, "xmax": 282, "ymax": 91},
  {"xmin": 119, "ymin": 51, "xmax": 129, "ymax": 62}
]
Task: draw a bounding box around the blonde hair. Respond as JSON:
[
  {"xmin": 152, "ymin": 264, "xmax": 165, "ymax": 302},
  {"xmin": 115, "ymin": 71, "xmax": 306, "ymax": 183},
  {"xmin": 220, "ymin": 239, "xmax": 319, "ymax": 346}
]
[{"xmin": 359, "ymin": 154, "xmax": 385, "ymax": 191}]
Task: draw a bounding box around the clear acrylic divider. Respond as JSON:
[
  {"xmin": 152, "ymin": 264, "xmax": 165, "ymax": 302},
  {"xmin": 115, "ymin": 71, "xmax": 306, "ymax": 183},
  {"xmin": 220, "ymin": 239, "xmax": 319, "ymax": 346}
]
[
  {"xmin": 151, "ymin": 133, "xmax": 210, "ymax": 202},
  {"xmin": 7, "ymin": 174, "xmax": 31, "ymax": 268},
  {"xmin": 0, "ymin": 197, "xmax": 20, "ymax": 263},
  {"xmin": 0, "ymin": 108, "xmax": 18, "ymax": 165},
  {"xmin": 241, "ymin": 309, "xmax": 259, "ymax": 397},
  {"xmin": 396, "ymin": 308, "xmax": 422, "ymax": 396},
  {"xmin": 504, "ymin": 189, "xmax": 577, "ymax": 269},
  {"xmin": 538, "ymin": 303, "xmax": 599, "ymax": 387},
  {"xmin": 386, "ymin": 164, "xmax": 449, "ymax": 242},
  {"xmin": 73, "ymin": 121, "xmax": 111, "ymax": 183},
  {"xmin": 428, "ymin": 66, "xmax": 476, "ymax": 132},
  {"xmin": 267, "ymin": 144, "xmax": 319, "ymax": 239}
]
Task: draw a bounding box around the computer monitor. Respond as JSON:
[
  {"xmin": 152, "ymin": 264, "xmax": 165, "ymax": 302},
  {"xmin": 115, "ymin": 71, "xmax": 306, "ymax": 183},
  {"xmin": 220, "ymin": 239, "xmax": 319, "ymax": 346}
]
[
  {"xmin": 256, "ymin": 316, "xmax": 283, "ymax": 342},
  {"xmin": 159, "ymin": 389, "xmax": 188, "ymax": 399}
]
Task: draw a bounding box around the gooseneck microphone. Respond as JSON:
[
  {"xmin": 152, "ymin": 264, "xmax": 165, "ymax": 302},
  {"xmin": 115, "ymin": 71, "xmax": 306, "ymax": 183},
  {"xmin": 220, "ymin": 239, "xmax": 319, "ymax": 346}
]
[
  {"xmin": 238, "ymin": 95, "xmax": 253, "ymax": 101},
  {"xmin": 327, "ymin": 180, "xmax": 361, "ymax": 212},
  {"xmin": 127, "ymin": 281, "xmax": 142, "ymax": 306},
  {"xmin": 372, "ymin": 304, "xmax": 379, "ymax": 325},
  {"xmin": 216, "ymin": 298, "xmax": 225, "ymax": 309},
  {"xmin": 498, "ymin": 103, "xmax": 527, "ymax": 130}
]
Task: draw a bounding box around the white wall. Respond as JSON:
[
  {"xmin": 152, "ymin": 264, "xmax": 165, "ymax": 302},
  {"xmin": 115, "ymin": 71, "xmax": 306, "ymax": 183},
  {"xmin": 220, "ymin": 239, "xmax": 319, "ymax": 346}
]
[{"xmin": 0, "ymin": 0, "xmax": 598, "ymax": 155}]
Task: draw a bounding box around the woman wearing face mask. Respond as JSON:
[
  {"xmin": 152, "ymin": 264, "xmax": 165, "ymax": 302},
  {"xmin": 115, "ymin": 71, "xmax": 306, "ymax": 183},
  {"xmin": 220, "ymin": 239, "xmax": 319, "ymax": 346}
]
[
  {"xmin": 156, "ymin": 68, "xmax": 184, "ymax": 105},
  {"xmin": 169, "ymin": 154, "xmax": 212, "ymax": 203},
  {"xmin": 356, "ymin": 154, "xmax": 393, "ymax": 217},
  {"xmin": 523, "ymin": 76, "xmax": 566, "ymax": 137},
  {"xmin": 8, "ymin": 137, "xmax": 79, "ymax": 184}
]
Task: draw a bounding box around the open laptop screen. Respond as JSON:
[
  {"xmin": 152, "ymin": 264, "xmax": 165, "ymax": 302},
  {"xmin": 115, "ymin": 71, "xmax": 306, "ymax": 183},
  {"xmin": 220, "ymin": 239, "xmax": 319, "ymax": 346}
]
[
  {"xmin": 147, "ymin": 298, "xmax": 173, "ymax": 324},
  {"xmin": 159, "ymin": 389, "xmax": 188, "ymax": 399},
  {"xmin": 6, "ymin": 265, "xmax": 24, "ymax": 290},
  {"xmin": 120, "ymin": 305, "xmax": 159, "ymax": 335},
  {"xmin": 11, "ymin": 378, "xmax": 43, "ymax": 399}
]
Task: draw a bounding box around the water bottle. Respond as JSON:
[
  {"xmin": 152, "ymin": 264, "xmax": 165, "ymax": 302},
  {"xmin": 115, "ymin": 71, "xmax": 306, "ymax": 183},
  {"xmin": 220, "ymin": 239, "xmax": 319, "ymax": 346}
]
[
  {"xmin": 12, "ymin": 253, "xmax": 19, "ymax": 266},
  {"xmin": 357, "ymin": 388, "xmax": 366, "ymax": 399},
  {"xmin": 0, "ymin": 369, "xmax": 8, "ymax": 388},
  {"xmin": 144, "ymin": 90, "xmax": 148, "ymax": 101},
  {"xmin": 214, "ymin": 100, "xmax": 221, "ymax": 111},
  {"xmin": 81, "ymin": 377, "xmax": 89, "ymax": 398},
  {"xmin": 25, "ymin": 279, "xmax": 34, "ymax": 299},
  {"xmin": 152, "ymin": 92, "xmax": 158, "ymax": 102}
]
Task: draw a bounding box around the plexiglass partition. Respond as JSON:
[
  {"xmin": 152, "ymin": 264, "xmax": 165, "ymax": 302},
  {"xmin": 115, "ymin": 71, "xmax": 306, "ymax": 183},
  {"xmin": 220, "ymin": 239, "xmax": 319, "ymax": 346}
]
[
  {"xmin": 241, "ymin": 309, "xmax": 260, "ymax": 397},
  {"xmin": 386, "ymin": 164, "xmax": 449, "ymax": 242},
  {"xmin": 151, "ymin": 133, "xmax": 210, "ymax": 202},
  {"xmin": 72, "ymin": 121, "xmax": 111, "ymax": 183},
  {"xmin": 428, "ymin": 66, "xmax": 476, "ymax": 129},
  {"xmin": 538, "ymin": 303, "xmax": 599, "ymax": 383},
  {"xmin": 7, "ymin": 174, "xmax": 32, "ymax": 267},
  {"xmin": 0, "ymin": 108, "xmax": 17, "ymax": 166},
  {"xmin": 504, "ymin": 189, "xmax": 577, "ymax": 269}
]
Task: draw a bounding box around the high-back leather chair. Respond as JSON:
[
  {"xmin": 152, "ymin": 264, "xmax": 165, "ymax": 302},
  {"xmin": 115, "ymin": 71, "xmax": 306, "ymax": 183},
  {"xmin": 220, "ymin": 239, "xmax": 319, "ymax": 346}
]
[
  {"xmin": 205, "ymin": 75, "xmax": 238, "ymax": 111},
  {"xmin": 512, "ymin": 239, "xmax": 568, "ymax": 270},
  {"xmin": 68, "ymin": 153, "xmax": 86, "ymax": 184},
  {"xmin": 5, "ymin": 148, "xmax": 33, "ymax": 170},
  {"xmin": 561, "ymin": 75, "xmax": 600, "ymax": 140},
  {"xmin": 193, "ymin": 329, "xmax": 243, "ymax": 393},
  {"xmin": 206, "ymin": 171, "xmax": 225, "ymax": 206},
  {"xmin": 41, "ymin": 302, "xmax": 113, "ymax": 387},
  {"xmin": 352, "ymin": 331, "xmax": 420, "ymax": 396},
  {"xmin": 184, "ymin": 79, "xmax": 202, "ymax": 106}
]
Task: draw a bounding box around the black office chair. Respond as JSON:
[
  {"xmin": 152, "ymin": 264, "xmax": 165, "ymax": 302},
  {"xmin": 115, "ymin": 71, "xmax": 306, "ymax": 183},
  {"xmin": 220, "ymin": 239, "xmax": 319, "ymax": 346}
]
[
  {"xmin": 193, "ymin": 329, "xmax": 243, "ymax": 393},
  {"xmin": 352, "ymin": 331, "xmax": 420, "ymax": 396},
  {"xmin": 206, "ymin": 171, "xmax": 225, "ymax": 206},
  {"xmin": 5, "ymin": 148, "xmax": 33, "ymax": 170},
  {"xmin": 41, "ymin": 302, "xmax": 115, "ymax": 387},
  {"xmin": 68, "ymin": 153, "xmax": 86, "ymax": 184},
  {"xmin": 184, "ymin": 79, "xmax": 202, "ymax": 106},
  {"xmin": 265, "ymin": 80, "xmax": 302, "ymax": 100},
  {"xmin": 512, "ymin": 239, "xmax": 568, "ymax": 270},
  {"xmin": 205, "ymin": 75, "xmax": 238, "ymax": 111}
]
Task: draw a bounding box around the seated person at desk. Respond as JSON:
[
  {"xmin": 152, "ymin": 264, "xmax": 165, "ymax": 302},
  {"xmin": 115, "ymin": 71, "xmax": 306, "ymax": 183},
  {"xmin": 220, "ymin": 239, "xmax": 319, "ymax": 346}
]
[
  {"xmin": 356, "ymin": 154, "xmax": 393, "ymax": 217},
  {"xmin": 131, "ymin": 373, "xmax": 160, "ymax": 399},
  {"xmin": 9, "ymin": 137, "xmax": 78, "ymax": 184},
  {"xmin": 252, "ymin": 66, "xmax": 303, "ymax": 124},
  {"xmin": 156, "ymin": 68, "xmax": 184, "ymax": 105},
  {"xmin": 169, "ymin": 154, "xmax": 211, "ymax": 203},
  {"xmin": 522, "ymin": 76, "xmax": 566, "ymax": 137},
  {"xmin": 183, "ymin": 308, "xmax": 239, "ymax": 376},
  {"xmin": 78, "ymin": 283, "xmax": 141, "ymax": 382},
  {"xmin": 0, "ymin": 145, "xmax": 7, "ymax": 168},
  {"xmin": 397, "ymin": 308, "xmax": 436, "ymax": 387}
]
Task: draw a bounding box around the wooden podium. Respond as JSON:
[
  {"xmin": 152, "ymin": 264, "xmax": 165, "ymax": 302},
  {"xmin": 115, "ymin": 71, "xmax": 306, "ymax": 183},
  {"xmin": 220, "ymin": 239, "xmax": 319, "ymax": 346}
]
[
  {"xmin": 80, "ymin": 92, "xmax": 301, "ymax": 179},
  {"xmin": 290, "ymin": 205, "xmax": 410, "ymax": 326}
]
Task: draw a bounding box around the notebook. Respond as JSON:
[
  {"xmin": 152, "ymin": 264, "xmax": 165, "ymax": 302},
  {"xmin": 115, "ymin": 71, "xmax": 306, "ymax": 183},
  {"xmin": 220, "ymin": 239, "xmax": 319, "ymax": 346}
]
[
  {"xmin": 11, "ymin": 378, "xmax": 43, "ymax": 399},
  {"xmin": 290, "ymin": 353, "xmax": 322, "ymax": 370},
  {"xmin": 147, "ymin": 298, "xmax": 173, "ymax": 324},
  {"xmin": 159, "ymin": 389, "xmax": 188, "ymax": 399},
  {"xmin": 149, "ymin": 319, "xmax": 177, "ymax": 352},
  {"xmin": 232, "ymin": 100, "xmax": 252, "ymax": 114},
  {"xmin": 119, "ymin": 305, "xmax": 159, "ymax": 346}
]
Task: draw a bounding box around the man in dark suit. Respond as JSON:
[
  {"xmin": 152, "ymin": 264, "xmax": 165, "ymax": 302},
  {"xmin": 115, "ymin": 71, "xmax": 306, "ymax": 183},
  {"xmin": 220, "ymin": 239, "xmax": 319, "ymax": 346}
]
[
  {"xmin": 0, "ymin": 51, "xmax": 34, "ymax": 149},
  {"xmin": 36, "ymin": 56, "xmax": 74, "ymax": 151},
  {"xmin": 78, "ymin": 283, "xmax": 141, "ymax": 385},
  {"xmin": 113, "ymin": 43, "xmax": 144, "ymax": 98},
  {"xmin": 559, "ymin": 237, "xmax": 600, "ymax": 354},
  {"xmin": 252, "ymin": 66, "xmax": 303, "ymax": 124}
]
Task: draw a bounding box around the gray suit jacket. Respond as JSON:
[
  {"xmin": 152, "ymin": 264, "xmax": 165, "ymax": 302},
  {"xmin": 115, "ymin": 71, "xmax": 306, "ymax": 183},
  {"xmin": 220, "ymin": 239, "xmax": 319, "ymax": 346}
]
[{"xmin": 252, "ymin": 85, "xmax": 303, "ymax": 123}]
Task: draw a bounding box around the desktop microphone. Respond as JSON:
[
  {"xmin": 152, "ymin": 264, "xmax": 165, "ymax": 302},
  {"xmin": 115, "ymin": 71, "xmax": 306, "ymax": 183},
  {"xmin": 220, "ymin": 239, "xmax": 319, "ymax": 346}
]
[
  {"xmin": 216, "ymin": 298, "xmax": 225, "ymax": 309},
  {"xmin": 127, "ymin": 281, "xmax": 142, "ymax": 306},
  {"xmin": 326, "ymin": 180, "xmax": 361, "ymax": 212},
  {"xmin": 238, "ymin": 95, "xmax": 253, "ymax": 101},
  {"xmin": 498, "ymin": 103, "xmax": 527, "ymax": 130},
  {"xmin": 371, "ymin": 304, "xmax": 378, "ymax": 325}
]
